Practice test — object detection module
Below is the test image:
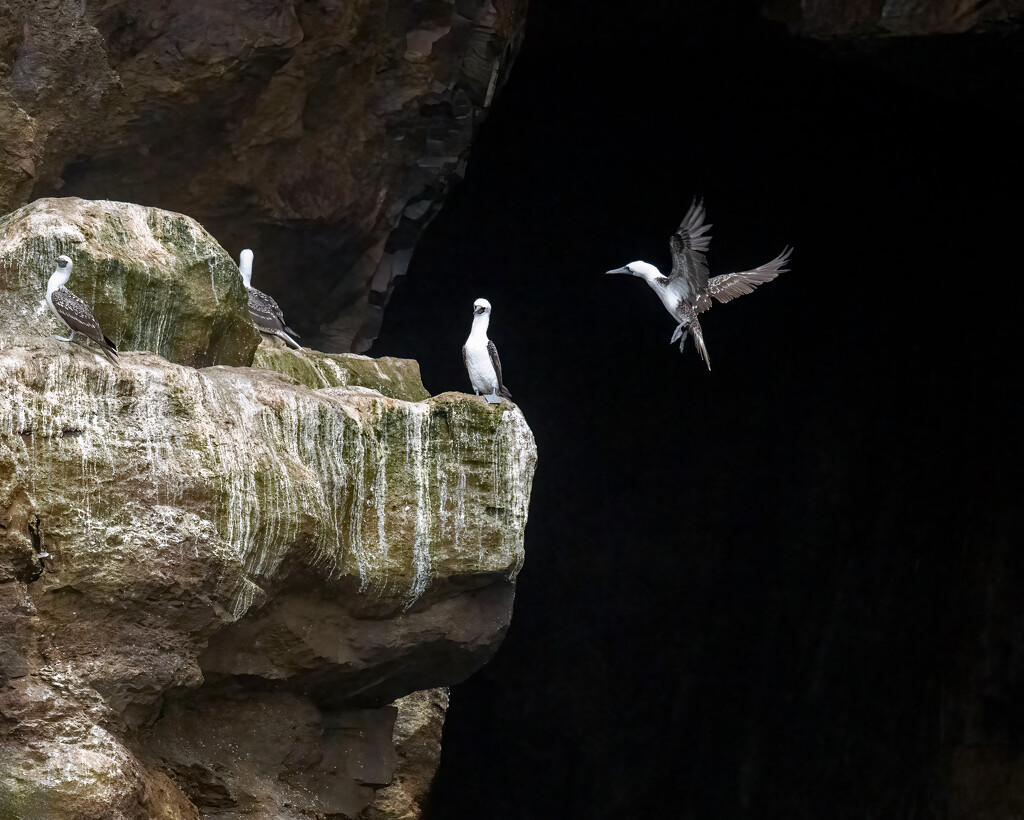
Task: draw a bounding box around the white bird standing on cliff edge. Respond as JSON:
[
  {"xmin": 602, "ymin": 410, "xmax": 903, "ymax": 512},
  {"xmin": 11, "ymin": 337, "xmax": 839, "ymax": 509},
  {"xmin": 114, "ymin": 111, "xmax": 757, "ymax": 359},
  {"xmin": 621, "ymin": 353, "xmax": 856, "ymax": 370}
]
[
  {"xmin": 606, "ymin": 198, "xmax": 791, "ymax": 369},
  {"xmin": 463, "ymin": 298, "xmax": 511, "ymax": 404},
  {"xmin": 238, "ymin": 248, "xmax": 302, "ymax": 349},
  {"xmin": 45, "ymin": 255, "xmax": 119, "ymax": 364}
]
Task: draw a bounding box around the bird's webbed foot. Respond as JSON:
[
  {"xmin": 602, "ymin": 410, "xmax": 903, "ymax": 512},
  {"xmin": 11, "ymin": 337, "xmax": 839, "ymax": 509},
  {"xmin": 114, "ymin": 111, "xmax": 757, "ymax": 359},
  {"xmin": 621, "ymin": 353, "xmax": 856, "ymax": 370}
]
[
  {"xmin": 52, "ymin": 332, "xmax": 74, "ymax": 342},
  {"xmin": 674, "ymin": 329, "xmax": 689, "ymax": 353},
  {"xmin": 485, "ymin": 391, "xmax": 503, "ymax": 404},
  {"xmin": 670, "ymin": 322, "xmax": 686, "ymax": 344}
]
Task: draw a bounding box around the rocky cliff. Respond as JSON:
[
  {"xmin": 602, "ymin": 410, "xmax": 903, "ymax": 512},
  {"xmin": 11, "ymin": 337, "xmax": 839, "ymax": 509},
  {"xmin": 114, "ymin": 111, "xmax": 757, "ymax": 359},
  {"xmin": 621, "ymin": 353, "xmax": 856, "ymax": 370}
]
[
  {"xmin": 0, "ymin": 197, "xmax": 537, "ymax": 819},
  {"xmin": 0, "ymin": 0, "xmax": 527, "ymax": 353}
]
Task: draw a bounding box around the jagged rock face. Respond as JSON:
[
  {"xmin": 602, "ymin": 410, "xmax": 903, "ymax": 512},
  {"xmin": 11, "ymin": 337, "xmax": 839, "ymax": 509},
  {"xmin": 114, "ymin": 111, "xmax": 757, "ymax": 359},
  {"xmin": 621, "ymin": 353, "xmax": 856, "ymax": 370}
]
[
  {"xmin": 143, "ymin": 686, "xmax": 450, "ymax": 820},
  {"xmin": 0, "ymin": 200, "xmax": 537, "ymax": 819},
  {"xmin": 0, "ymin": 197, "xmax": 261, "ymax": 367},
  {"xmin": 0, "ymin": 0, "xmax": 527, "ymax": 353},
  {"xmin": 362, "ymin": 688, "xmax": 449, "ymax": 820}
]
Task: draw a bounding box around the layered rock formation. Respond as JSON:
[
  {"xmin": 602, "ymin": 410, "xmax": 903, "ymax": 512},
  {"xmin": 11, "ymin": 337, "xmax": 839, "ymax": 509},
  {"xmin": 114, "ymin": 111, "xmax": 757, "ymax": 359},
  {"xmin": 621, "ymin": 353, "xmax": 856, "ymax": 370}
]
[
  {"xmin": 0, "ymin": 198, "xmax": 536, "ymax": 819},
  {"xmin": 0, "ymin": 0, "xmax": 527, "ymax": 352}
]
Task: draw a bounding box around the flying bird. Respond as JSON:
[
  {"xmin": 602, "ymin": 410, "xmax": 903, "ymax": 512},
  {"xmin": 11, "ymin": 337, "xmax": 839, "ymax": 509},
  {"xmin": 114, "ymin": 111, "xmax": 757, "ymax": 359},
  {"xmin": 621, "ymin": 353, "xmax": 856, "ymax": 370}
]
[
  {"xmin": 463, "ymin": 298, "xmax": 511, "ymax": 404},
  {"xmin": 238, "ymin": 248, "xmax": 301, "ymax": 349},
  {"xmin": 45, "ymin": 255, "xmax": 119, "ymax": 364},
  {"xmin": 606, "ymin": 198, "xmax": 791, "ymax": 369}
]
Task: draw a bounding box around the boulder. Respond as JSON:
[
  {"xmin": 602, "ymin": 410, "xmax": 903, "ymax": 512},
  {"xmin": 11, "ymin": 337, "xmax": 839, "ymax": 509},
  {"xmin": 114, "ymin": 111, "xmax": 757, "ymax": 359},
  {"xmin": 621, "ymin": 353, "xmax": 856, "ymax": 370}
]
[{"xmin": 0, "ymin": 197, "xmax": 260, "ymax": 367}]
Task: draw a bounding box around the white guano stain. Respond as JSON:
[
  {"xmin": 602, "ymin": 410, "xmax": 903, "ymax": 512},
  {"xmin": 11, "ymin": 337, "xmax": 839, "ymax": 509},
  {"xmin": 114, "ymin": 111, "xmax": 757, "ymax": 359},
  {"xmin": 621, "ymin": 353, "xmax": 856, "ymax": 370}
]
[{"xmin": 0, "ymin": 350, "xmax": 536, "ymax": 622}]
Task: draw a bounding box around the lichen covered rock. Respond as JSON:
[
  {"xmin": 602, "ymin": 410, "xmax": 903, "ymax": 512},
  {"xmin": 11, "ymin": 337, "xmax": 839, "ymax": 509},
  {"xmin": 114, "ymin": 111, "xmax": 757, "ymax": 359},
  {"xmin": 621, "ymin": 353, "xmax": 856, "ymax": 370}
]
[
  {"xmin": 0, "ymin": 343, "xmax": 535, "ymax": 818},
  {"xmin": 0, "ymin": 197, "xmax": 260, "ymax": 367},
  {"xmin": 253, "ymin": 344, "xmax": 431, "ymax": 401},
  {"xmin": 0, "ymin": 201, "xmax": 537, "ymax": 818}
]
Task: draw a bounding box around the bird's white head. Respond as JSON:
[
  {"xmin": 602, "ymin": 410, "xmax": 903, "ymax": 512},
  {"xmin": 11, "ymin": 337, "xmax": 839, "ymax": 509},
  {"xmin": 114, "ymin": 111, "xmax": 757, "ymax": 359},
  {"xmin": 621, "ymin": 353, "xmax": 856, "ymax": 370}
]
[
  {"xmin": 472, "ymin": 298, "xmax": 492, "ymax": 317},
  {"xmin": 239, "ymin": 248, "xmax": 254, "ymax": 287},
  {"xmin": 605, "ymin": 260, "xmax": 662, "ymax": 280},
  {"xmin": 49, "ymin": 255, "xmax": 73, "ymax": 289}
]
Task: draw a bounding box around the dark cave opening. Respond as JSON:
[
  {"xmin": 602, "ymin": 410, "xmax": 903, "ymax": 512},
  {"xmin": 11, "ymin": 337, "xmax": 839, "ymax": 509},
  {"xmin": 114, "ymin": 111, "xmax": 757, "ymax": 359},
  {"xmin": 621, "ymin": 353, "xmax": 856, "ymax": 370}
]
[{"xmin": 371, "ymin": 2, "xmax": 1024, "ymax": 818}]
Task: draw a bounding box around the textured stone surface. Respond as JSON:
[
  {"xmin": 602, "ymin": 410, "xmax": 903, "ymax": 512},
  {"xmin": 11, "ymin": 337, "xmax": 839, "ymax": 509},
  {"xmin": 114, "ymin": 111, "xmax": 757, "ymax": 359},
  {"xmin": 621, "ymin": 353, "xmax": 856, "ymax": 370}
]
[
  {"xmin": 145, "ymin": 689, "xmax": 400, "ymax": 820},
  {"xmin": 253, "ymin": 344, "xmax": 431, "ymax": 401},
  {"xmin": 0, "ymin": 0, "xmax": 528, "ymax": 353},
  {"xmin": 0, "ymin": 348, "xmax": 535, "ymax": 818},
  {"xmin": 364, "ymin": 688, "xmax": 450, "ymax": 820},
  {"xmin": 139, "ymin": 685, "xmax": 448, "ymax": 820},
  {"xmin": 0, "ymin": 197, "xmax": 260, "ymax": 367},
  {"xmin": 0, "ymin": 203, "xmax": 537, "ymax": 818}
]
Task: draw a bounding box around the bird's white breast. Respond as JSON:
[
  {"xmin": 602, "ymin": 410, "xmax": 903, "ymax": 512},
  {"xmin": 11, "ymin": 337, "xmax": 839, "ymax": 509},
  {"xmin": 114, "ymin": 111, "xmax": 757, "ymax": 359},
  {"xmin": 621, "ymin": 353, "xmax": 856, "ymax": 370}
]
[
  {"xmin": 45, "ymin": 289, "xmax": 71, "ymax": 330},
  {"xmin": 650, "ymin": 277, "xmax": 689, "ymax": 323},
  {"xmin": 661, "ymin": 278, "xmax": 690, "ymax": 312},
  {"xmin": 465, "ymin": 334, "xmax": 498, "ymax": 392}
]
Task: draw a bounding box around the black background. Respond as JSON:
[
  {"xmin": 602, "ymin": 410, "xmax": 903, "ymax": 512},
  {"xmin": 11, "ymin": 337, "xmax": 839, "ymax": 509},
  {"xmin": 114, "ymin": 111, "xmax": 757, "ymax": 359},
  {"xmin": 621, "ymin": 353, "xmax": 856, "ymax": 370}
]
[{"xmin": 375, "ymin": 2, "xmax": 1024, "ymax": 817}]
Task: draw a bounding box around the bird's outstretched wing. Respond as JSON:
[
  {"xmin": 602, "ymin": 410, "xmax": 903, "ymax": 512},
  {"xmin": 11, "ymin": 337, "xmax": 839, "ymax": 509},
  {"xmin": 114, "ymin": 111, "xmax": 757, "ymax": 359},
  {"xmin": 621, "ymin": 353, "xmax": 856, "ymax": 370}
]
[
  {"xmin": 696, "ymin": 246, "xmax": 791, "ymax": 314},
  {"xmin": 668, "ymin": 198, "xmax": 712, "ymax": 300},
  {"xmin": 53, "ymin": 287, "xmax": 118, "ymax": 362},
  {"xmin": 488, "ymin": 340, "xmax": 512, "ymax": 398}
]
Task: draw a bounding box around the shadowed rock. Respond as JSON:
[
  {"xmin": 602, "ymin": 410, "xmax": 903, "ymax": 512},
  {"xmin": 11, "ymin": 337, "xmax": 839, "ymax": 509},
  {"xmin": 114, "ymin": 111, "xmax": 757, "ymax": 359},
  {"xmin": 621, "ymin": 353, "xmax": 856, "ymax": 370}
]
[
  {"xmin": 0, "ymin": 0, "xmax": 529, "ymax": 353},
  {"xmin": 764, "ymin": 0, "xmax": 1024, "ymax": 36}
]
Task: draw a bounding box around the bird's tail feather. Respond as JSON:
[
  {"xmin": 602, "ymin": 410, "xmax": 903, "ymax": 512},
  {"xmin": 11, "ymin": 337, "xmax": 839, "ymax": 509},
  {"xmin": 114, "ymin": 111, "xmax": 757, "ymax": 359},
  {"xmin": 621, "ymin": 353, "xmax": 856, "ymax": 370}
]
[
  {"xmin": 98, "ymin": 342, "xmax": 119, "ymax": 365},
  {"xmin": 676, "ymin": 307, "xmax": 711, "ymax": 370},
  {"xmin": 689, "ymin": 315, "xmax": 711, "ymax": 371},
  {"xmin": 499, "ymin": 385, "xmax": 512, "ymax": 399}
]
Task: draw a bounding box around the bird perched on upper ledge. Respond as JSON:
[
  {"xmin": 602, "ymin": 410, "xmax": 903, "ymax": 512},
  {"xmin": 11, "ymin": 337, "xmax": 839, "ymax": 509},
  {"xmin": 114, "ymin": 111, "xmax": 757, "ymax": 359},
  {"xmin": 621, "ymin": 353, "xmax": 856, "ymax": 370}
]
[
  {"xmin": 606, "ymin": 198, "xmax": 791, "ymax": 369},
  {"xmin": 45, "ymin": 255, "xmax": 119, "ymax": 364},
  {"xmin": 463, "ymin": 298, "xmax": 512, "ymax": 404},
  {"xmin": 238, "ymin": 249, "xmax": 301, "ymax": 349}
]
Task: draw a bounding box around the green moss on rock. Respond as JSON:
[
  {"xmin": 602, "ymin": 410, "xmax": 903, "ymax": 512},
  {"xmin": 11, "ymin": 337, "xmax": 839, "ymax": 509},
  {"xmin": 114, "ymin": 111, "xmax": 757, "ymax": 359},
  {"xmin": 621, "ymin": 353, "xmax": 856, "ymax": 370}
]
[
  {"xmin": 0, "ymin": 197, "xmax": 260, "ymax": 366},
  {"xmin": 253, "ymin": 344, "xmax": 431, "ymax": 401},
  {"xmin": 0, "ymin": 344, "xmax": 537, "ymax": 820}
]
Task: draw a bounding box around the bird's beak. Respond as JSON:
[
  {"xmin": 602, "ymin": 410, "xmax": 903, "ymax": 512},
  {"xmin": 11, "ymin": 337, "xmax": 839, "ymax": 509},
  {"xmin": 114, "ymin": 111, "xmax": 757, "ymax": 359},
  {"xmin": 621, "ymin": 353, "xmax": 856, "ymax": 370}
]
[{"xmin": 605, "ymin": 266, "xmax": 630, "ymax": 275}]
